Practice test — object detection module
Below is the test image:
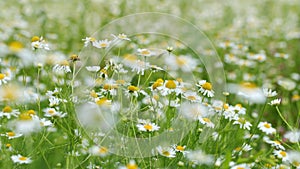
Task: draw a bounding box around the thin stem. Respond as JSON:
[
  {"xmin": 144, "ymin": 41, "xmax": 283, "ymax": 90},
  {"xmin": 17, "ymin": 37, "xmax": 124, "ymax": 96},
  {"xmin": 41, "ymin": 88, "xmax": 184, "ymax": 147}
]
[{"xmin": 275, "ymin": 106, "xmax": 293, "ymax": 131}]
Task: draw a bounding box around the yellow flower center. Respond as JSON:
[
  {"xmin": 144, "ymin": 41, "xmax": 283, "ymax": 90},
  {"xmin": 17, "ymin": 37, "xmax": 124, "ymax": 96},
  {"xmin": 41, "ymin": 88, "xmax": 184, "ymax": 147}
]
[
  {"xmin": 0, "ymin": 73, "xmax": 5, "ymax": 80},
  {"xmin": 292, "ymin": 94, "xmax": 300, "ymax": 101},
  {"xmin": 176, "ymin": 146, "xmax": 185, "ymax": 151},
  {"xmin": 223, "ymin": 104, "xmax": 229, "ymax": 110},
  {"xmin": 6, "ymin": 143, "xmax": 11, "ymax": 148},
  {"xmin": 187, "ymin": 96, "xmax": 196, "ymax": 100},
  {"xmin": 2, "ymin": 106, "xmax": 12, "ymax": 113},
  {"xmin": 279, "ymin": 151, "xmax": 287, "ymax": 157},
  {"xmin": 103, "ymin": 84, "xmax": 117, "ymax": 90},
  {"xmin": 31, "ymin": 36, "xmax": 40, "ymax": 42},
  {"xmin": 202, "ymin": 82, "xmax": 212, "ymax": 90},
  {"xmin": 60, "ymin": 60, "xmax": 69, "ymax": 66},
  {"xmin": 19, "ymin": 156, "xmax": 27, "ymax": 161},
  {"xmin": 264, "ymin": 123, "xmax": 271, "ymax": 128},
  {"xmin": 152, "ymin": 81, "xmax": 163, "ymax": 90},
  {"xmin": 162, "ymin": 151, "xmax": 170, "ymax": 156},
  {"xmin": 48, "ymin": 109, "xmax": 55, "ymax": 114},
  {"xmin": 90, "ymin": 37, "xmax": 96, "ymax": 42},
  {"xmin": 235, "ymin": 147, "xmax": 241, "ymax": 151},
  {"xmin": 238, "ymin": 118, "xmax": 246, "ymax": 124},
  {"xmin": 100, "ymin": 43, "xmax": 108, "ymax": 48},
  {"xmin": 90, "ymin": 90, "xmax": 98, "ymax": 98},
  {"xmin": 96, "ymin": 97, "xmax": 110, "ymax": 106},
  {"xmin": 141, "ymin": 50, "xmax": 150, "ymax": 56},
  {"xmin": 9, "ymin": 41, "xmax": 23, "ymax": 52},
  {"xmin": 274, "ymin": 141, "xmax": 281, "ymax": 145},
  {"xmin": 27, "ymin": 110, "xmax": 36, "ymax": 115},
  {"xmin": 202, "ymin": 118, "xmax": 211, "ymax": 123},
  {"xmin": 7, "ymin": 132, "xmax": 15, "ymax": 137},
  {"xmin": 153, "ymin": 94, "xmax": 160, "ymax": 100},
  {"xmin": 241, "ymin": 82, "xmax": 257, "ymax": 89},
  {"xmin": 293, "ymin": 161, "xmax": 300, "ymax": 167},
  {"xmin": 99, "ymin": 147, "xmax": 108, "ymax": 154},
  {"xmin": 19, "ymin": 113, "xmax": 32, "ymax": 120},
  {"xmin": 236, "ymin": 167, "xmax": 245, "ymax": 169},
  {"xmin": 176, "ymin": 57, "xmax": 187, "ymax": 66},
  {"xmin": 126, "ymin": 164, "xmax": 138, "ymax": 169},
  {"xmin": 128, "ymin": 85, "xmax": 139, "ymax": 92},
  {"xmin": 165, "ymin": 80, "xmax": 176, "ymax": 89},
  {"xmin": 144, "ymin": 124, "xmax": 153, "ymax": 131}
]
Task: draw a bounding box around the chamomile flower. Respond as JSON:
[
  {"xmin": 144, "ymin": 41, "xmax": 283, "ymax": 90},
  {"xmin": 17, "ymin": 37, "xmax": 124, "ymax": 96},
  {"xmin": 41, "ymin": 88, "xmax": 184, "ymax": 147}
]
[
  {"xmin": 274, "ymin": 150, "xmax": 289, "ymax": 162},
  {"xmin": 31, "ymin": 36, "xmax": 50, "ymax": 50},
  {"xmin": 199, "ymin": 117, "xmax": 215, "ymax": 128},
  {"xmin": 258, "ymin": 122, "xmax": 276, "ymax": 134},
  {"xmin": 0, "ymin": 106, "xmax": 20, "ymax": 119},
  {"xmin": 112, "ymin": 33, "xmax": 131, "ymax": 41},
  {"xmin": 159, "ymin": 80, "xmax": 181, "ymax": 96},
  {"xmin": 269, "ymin": 98, "xmax": 281, "ymax": 106},
  {"xmin": 126, "ymin": 85, "xmax": 140, "ymax": 97},
  {"xmin": 182, "ymin": 91, "xmax": 201, "ymax": 102},
  {"xmin": 136, "ymin": 119, "xmax": 160, "ymax": 132},
  {"xmin": 287, "ymin": 151, "xmax": 300, "ymax": 168},
  {"xmin": 2, "ymin": 131, "xmax": 23, "ymax": 139},
  {"xmin": 274, "ymin": 52, "xmax": 289, "ymax": 59},
  {"xmin": 11, "ymin": 154, "xmax": 32, "ymax": 164},
  {"xmin": 196, "ymin": 80, "xmax": 214, "ymax": 97},
  {"xmin": 233, "ymin": 118, "xmax": 252, "ymax": 130},
  {"xmin": 93, "ymin": 39, "xmax": 111, "ymax": 49},
  {"xmin": 263, "ymin": 88, "xmax": 278, "ymax": 97},
  {"xmin": 53, "ymin": 60, "xmax": 71, "ymax": 73},
  {"xmin": 82, "ymin": 37, "xmax": 96, "ymax": 47},
  {"xmin": 180, "ymin": 102, "xmax": 209, "ymax": 121},
  {"xmin": 156, "ymin": 146, "xmax": 176, "ymax": 158},
  {"xmin": 265, "ymin": 140, "xmax": 285, "ymax": 150},
  {"xmin": 130, "ymin": 59, "xmax": 151, "ymax": 75},
  {"xmin": 43, "ymin": 108, "xmax": 67, "ymax": 118},
  {"xmin": 118, "ymin": 160, "xmax": 139, "ymax": 169},
  {"xmin": 89, "ymin": 145, "xmax": 109, "ymax": 157},
  {"xmin": 137, "ymin": 48, "xmax": 152, "ymax": 57},
  {"xmin": 164, "ymin": 54, "xmax": 198, "ymax": 72},
  {"xmin": 0, "ymin": 72, "xmax": 11, "ymax": 85},
  {"xmin": 173, "ymin": 145, "xmax": 186, "ymax": 153}
]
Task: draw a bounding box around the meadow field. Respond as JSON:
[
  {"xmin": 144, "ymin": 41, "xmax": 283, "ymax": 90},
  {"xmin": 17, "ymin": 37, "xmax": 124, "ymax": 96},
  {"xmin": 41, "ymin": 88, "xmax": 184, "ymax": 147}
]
[{"xmin": 0, "ymin": 0, "xmax": 300, "ymax": 168}]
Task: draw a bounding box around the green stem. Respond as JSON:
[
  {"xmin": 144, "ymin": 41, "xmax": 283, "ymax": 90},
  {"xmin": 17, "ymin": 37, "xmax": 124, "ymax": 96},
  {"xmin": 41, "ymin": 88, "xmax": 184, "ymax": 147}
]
[{"xmin": 275, "ymin": 106, "xmax": 293, "ymax": 131}]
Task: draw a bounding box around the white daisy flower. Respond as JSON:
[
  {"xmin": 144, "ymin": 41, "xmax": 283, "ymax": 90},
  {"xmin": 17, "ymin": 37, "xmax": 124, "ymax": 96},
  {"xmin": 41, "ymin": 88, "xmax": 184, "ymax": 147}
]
[
  {"xmin": 118, "ymin": 160, "xmax": 139, "ymax": 169},
  {"xmin": 11, "ymin": 154, "xmax": 32, "ymax": 164},
  {"xmin": 199, "ymin": 117, "xmax": 215, "ymax": 128},
  {"xmin": 0, "ymin": 106, "xmax": 20, "ymax": 119},
  {"xmin": 82, "ymin": 37, "xmax": 96, "ymax": 47},
  {"xmin": 137, "ymin": 48, "xmax": 153, "ymax": 57},
  {"xmin": 92, "ymin": 39, "xmax": 111, "ymax": 49},
  {"xmin": 136, "ymin": 119, "xmax": 160, "ymax": 132},
  {"xmin": 274, "ymin": 150, "xmax": 289, "ymax": 162},
  {"xmin": 230, "ymin": 163, "xmax": 251, "ymax": 169},
  {"xmin": 186, "ymin": 150, "xmax": 214, "ymax": 166},
  {"xmin": 0, "ymin": 72, "xmax": 11, "ymax": 85},
  {"xmin": 112, "ymin": 33, "xmax": 131, "ymax": 41},
  {"xmin": 53, "ymin": 60, "xmax": 71, "ymax": 73},
  {"xmin": 89, "ymin": 145, "xmax": 109, "ymax": 157},
  {"xmin": 258, "ymin": 121, "xmax": 276, "ymax": 134},
  {"xmin": 156, "ymin": 146, "xmax": 176, "ymax": 158},
  {"xmin": 31, "ymin": 36, "xmax": 50, "ymax": 50},
  {"xmin": 274, "ymin": 53, "xmax": 289, "ymax": 59},
  {"xmin": 284, "ymin": 130, "xmax": 300, "ymax": 143},
  {"xmin": 196, "ymin": 80, "xmax": 214, "ymax": 97},
  {"xmin": 233, "ymin": 118, "xmax": 252, "ymax": 130},
  {"xmin": 265, "ymin": 140, "xmax": 285, "ymax": 150},
  {"xmin": 2, "ymin": 132, "xmax": 23, "ymax": 139},
  {"xmin": 43, "ymin": 108, "xmax": 67, "ymax": 118},
  {"xmin": 182, "ymin": 91, "xmax": 201, "ymax": 102},
  {"xmin": 287, "ymin": 151, "xmax": 300, "ymax": 168},
  {"xmin": 263, "ymin": 88, "xmax": 277, "ymax": 97},
  {"xmin": 269, "ymin": 98, "xmax": 281, "ymax": 106}
]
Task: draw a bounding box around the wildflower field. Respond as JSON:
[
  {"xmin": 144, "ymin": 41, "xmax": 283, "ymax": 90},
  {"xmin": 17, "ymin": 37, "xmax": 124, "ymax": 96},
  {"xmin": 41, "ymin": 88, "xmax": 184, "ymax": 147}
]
[{"xmin": 1, "ymin": 0, "xmax": 300, "ymax": 168}]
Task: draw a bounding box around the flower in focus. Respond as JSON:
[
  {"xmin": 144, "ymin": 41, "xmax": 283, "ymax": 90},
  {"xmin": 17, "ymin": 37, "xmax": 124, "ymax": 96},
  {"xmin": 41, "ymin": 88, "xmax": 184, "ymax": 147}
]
[
  {"xmin": 156, "ymin": 146, "xmax": 176, "ymax": 158},
  {"xmin": 136, "ymin": 119, "xmax": 160, "ymax": 132},
  {"xmin": 269, "ymin": 98, "xmax": 281, "ymax": 106},
  {"xmin": 258, "ymin": 121, "xmax": 276, "ymax": 134},
  {"xmin": 11, "ymin": 154, "xmax": 32, "ymax": 164},
  {"xmin": 0, "ymin": 106, "xmax": 20, "ymax": 119},
  {"xmin": 2, "ymin": 131, "xmax": 23, "ymax": 139},
  {"xmin": 196, "ymin": 80, "xmax": 214, "ymax": 97},
  {"xmin": 273, "ymin": 150, "xmax": 289, "ymax": 162},
  {"xmin": 53, "ymin": 60, "xmax": 71, "ymax": 73},
  {"xmin": 31, "ymin": 36, "xmax": 50, "ymax": 50},
  {"xmin": 93, "ymin": 39, "xmax": 111, "ymax": 49},
  {"xmin": 233, "ymin": 118, "xmax": 252, "ymax": 130},
  {"xmin": 82, "ymin": 37, "xmax": 96, "ymax": 47}
]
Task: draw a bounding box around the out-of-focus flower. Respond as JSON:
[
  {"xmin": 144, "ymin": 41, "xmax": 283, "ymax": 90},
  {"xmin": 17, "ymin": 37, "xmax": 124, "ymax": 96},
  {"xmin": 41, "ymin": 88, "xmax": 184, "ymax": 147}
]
[
  {"xmin": 136, "ymin": 119, "xmax": 160, "ymax": 132},
  {"xmin": 156, "ymin": 146, "xmax": 176, "ymax": 158}
]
